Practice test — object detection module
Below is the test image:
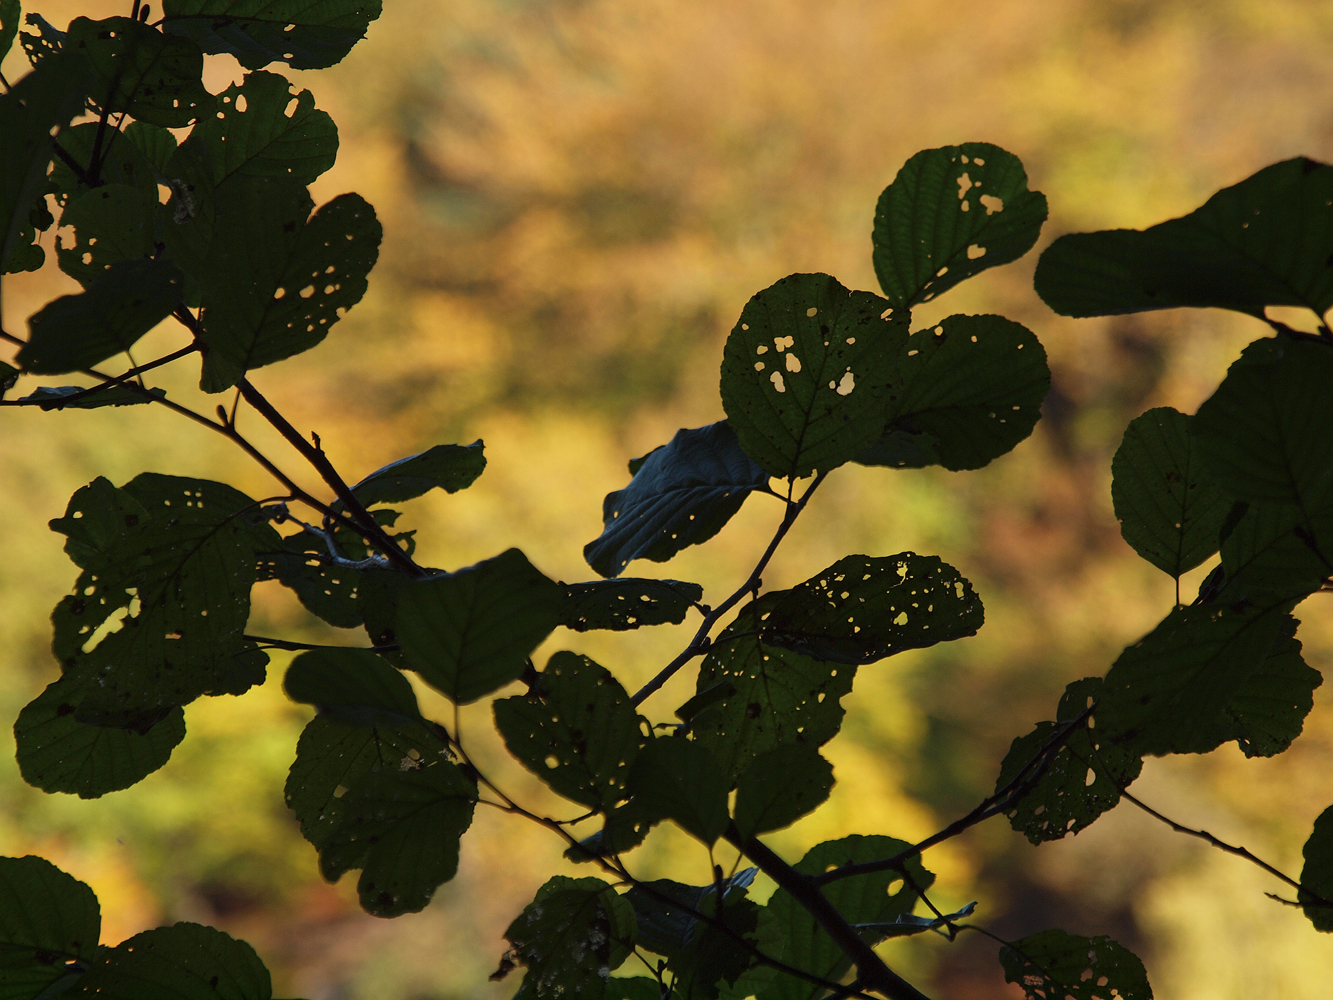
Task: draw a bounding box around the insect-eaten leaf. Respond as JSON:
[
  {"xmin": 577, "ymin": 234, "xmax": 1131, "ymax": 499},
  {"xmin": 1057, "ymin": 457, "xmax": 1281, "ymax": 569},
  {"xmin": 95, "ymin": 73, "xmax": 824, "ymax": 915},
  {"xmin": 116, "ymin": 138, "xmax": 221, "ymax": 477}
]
[
  {"xmin": 54, "ymin": 182, "xmax": 161, "ymax": 287},
  {"xmin": 873, "ymin": 142, "xmax": 1047, "ymax": 309},
  {"xmin": 1036, "ymin": 157, "xmax": 1333, "ymax": 320},
  {"xmin": 494, "ymin": 652, "xmax": 643, "ymax": 811},
  {"xmin": 760, "ymin": 553, "xmax": 983, "ymax": 664},
  {"xmin": 162, "ymin": 0, "xmax": 384, "ymax": 71},
  {"xmin": 499, "ymin": 876, "xmax": 637, "ymax": 1000},
  {"xmin": 395, "ymin": 548, "xmax": 562, "ymax": 704},
  {"xmin": 66, "ymin": 16, "xmax": 212, "ymax": 127},
  {"xmin": 856, "ymin": 314, "xmax": 1049, "ymax": 471},
  {"xmin": 999, "ymin": 929, "xmax": 1153, "ymax": 1000},
  {"xmin": 561, "ymin": 578, "xmax": 703, "ymax": 632},
  {"xmin": 720, "ymin": 273, "xmax": 905, "ymax": 480}
]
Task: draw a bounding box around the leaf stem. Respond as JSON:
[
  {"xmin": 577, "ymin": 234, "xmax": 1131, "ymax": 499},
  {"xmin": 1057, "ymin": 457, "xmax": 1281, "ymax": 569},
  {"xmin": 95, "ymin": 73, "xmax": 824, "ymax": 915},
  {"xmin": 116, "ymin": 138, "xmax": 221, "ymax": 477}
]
[{"xmin": 630, "ymin": 472, "xmax": 828, "ymax": 707}]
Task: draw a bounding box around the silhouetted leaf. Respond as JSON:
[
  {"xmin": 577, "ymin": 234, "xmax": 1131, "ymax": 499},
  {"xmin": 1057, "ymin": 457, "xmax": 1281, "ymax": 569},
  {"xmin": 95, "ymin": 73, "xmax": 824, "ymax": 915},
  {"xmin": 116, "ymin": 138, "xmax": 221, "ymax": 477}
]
[
  {"xmin": 625, "ymin": 738, "xmax": 729, "ymax": 845},
  {"xmin": 759, "ymin": 836, "xmax": 934, "ymax": 1000},
  {"xmin": 73, "ymin": 921, "xmax": 274, "ymax": 999},
  {"xmin": 502, "ymin": 877, "xmax": 636, "ymax": 1000},
  {"xmin": 162, "ymin": 0, "xmax": 383, "ymax": 70},
  {"xmin": 18, "ymin": 12, "xmax": 63, "ymax": 68},
  {"xmin": 564, "ymin": 801, "xmax": 656, "ymax": 864},
  {"xmin": 283, "ymin": 647, "xmax": 421, "ymax": 721},
  {"xmin": 339, "ymin": 440, "xmax": 486, "ymax": 510},
  {"xmin": 856, "ymin": 314, "xmax": 1049, "ymax": 471},
  {"xmin": 1299, "ymin": 805, "xmax": 1333, "ymax": 932},
  {"xmin": 319, "ymin": 761, "xmax": 477, "ymax": 917},
  {"xmin": 720, "ymin": 273, "xmax": 904, "ymax": 479},
  {"xmin": 688, "ymin": 595, "xmax": 855, "ymax": 783},
  {"xmin": 18, "ymin": 384, "xmax": 165, "ymax": 408},
  {"xmin": 560, "ymin": 578, "xmax": 702, "ymax": 632},
  {"xmin": 1202, "ymin": 628, "xmax": 1321, "ymax": 759},
  {"xmin": 997, "ymin": 678, "xmax": 1142, "ymax": 844},
  {"xmin": 49, "ymin": 121, "xmax": 174, "ymax": 207},
  {"xmin": 15, "ymin": 674, "xmax": 185, "ymax": 799},
  {"xmin": 0, "ymin": 1, "xmax": 19, "ymax": 63},
  {"xmin": 396, "ymin": 548, "xmax": 562, "ymax": 704},
  {"xmin": 1037, "ymin": 158, "xmax": 1333, "ymax": 319},
  {"xmin": 584, "ymin": 422, "xmax": 770, "ymax": 578},
  {"xmin": 2, "ymin": 220, "xmax": 42, "ymax": 272},
  {"xmin": 66, "ymin": 16, "xmax": 212, "ymax": 127},
  {"xmin": 761, "ymin": 553, "xmax": 983, "ymax": 664},
  {"xmin": 0, "ymin": 855, "xmax": 100, "ymax": 1000},
  {"xmin": 732, "ymin": 744, "xmax": 834, "ymax": 840},
  {"xmin": 605, "ymin": 978, "xmax": 661, "ymax": 1000},
  {"xmin": 873, "ymin": 143, "xmax": 1047, "ymax": 309},
  {"xmin": 494, "ymin": 652, "xmax": 642, "ymax": 811},
  {"xmin": 999, "ymin": 929, "xmax": 1152, "ymax": 1000},
  {"xmin": 18, "ymin": 258, "xmax": 183, "ymax": 374},
  {"xmin": 1111, "ymin": 407, "xmax": 1232, "ymax": 577}
]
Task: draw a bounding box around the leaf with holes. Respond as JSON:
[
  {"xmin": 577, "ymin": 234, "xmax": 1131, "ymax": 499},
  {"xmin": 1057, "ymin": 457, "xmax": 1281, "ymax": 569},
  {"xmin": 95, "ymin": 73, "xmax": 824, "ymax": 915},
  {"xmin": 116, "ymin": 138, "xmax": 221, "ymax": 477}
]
[
  {"xmin": 66, "ymin": 17, "xmax": 212, "ymax": 127},
  {"xmin": 1200, "ymin": 627, "xmax": 1321, "ymax": 759},
  {"xmin": 563, "ymin": 800, "xmax": 658, "ymax": 864},
  {"xmin": 999, "ymin": 930, "xmax": 1152, "ymax": 1000},
  {"xmin": 162, "ymin": 0, "xmax": 383, "ymax": 70},
  {"xmin": 1299, "ymin": 805, "xmax": 1333, "ymax": 932},
  {"xmin": 1036, "ymin": 158, "xmax": 1333, "ymax": 319},
  {"xmin": 1096, "ymin": 601, "xmax": 1301, "ymax": 756},
  {"xmin": 396, "ymin": 548, "xmax": 562, "ymax": 704},
  {"xmin": 494, "ymin": 652, "xmax": 642, "ymax": 811},
  {"xmin": 0, "ymin": 855, "xmax": 101, "ymax": 1000},
  {"xmin": 338, "ymin": 440, "xmax": 486, "ymax": 511},
  {"xmin": 180, "ymin": 69, "xmax": 338, "ymax": 186},
  {"xmin": 996, "ymin": 678, "xmax": 1142, "ymax": 845},
  {"xmin": 1110, "ymin": 407, "xmax": 1233, "ymax": 578},
  {"xmin": 873, "ymin": 143, "xmax": 1047, "ymax": 309},
  {"xmin": 47, "ymin": 474, "xmax": 280, "ymax": 729},
  {"xmin": 732, "ymin": 743, "xmax": 834, "ymax": 841},
  {"xmin": 584, "ymin": 421, "xmax": 770, "ymax": 579},
  {"xmin": 686, "ymin": 594, "xmax": 855, "ymax": 784},
  {"xmin": 758, "ymin": 836, "xmax": 934, "ymax": 1000},
  {"xmin": 720, "ymin": 273, "xmax": 905, "ymax": 480},
  {"xmin": 624, "ymin": 737, "xmax": 729, "ymax": 845},
  {"xmin": 18, "ymin": 13, "xmax": 64, "ymax": 68},
  {"xmin": 15, "ymin": 674, "xmax": 186, "ymax": 799},
  {"xmin": 319, "ymin": 761, "xmax": 477, "ymax": 917},
  {"xmin": 0, "ymin": 52, "xmax": 92, "ymax": 269},
  {"xmin": 189, "ymin": 176, "xmax": 381, "ymax": 392},
  {"xmin": 18, "ymin": 385, "xmax": 166, "ymax": 409},
  {"xmin": 72, "ymin": 921, "xmax": 275, "ymax": 999},
  {"xmin": 49, "ymin": 121, "xmax": 175, "ymax": 208},
  {"xmin": 255, "ymin": 535, "xmax": 363, "ymax": 630},
  {"xmin": 856, "ymin": 314, "xmax": 1049, "ymax": 471},
  {"xmin": 501, "ymin": 877, "xmax": 636, "ymax": 1000},
  {"xmin": 18, "ymin": 258, "xmax": 183, "ymax": 374},
  {"xmin": 560, "ymin": 578, "xmax": 702, "ymax": 632},
  {"xmin": 761, "ymin": 553, "xmax": 983, "ymax": 665}
]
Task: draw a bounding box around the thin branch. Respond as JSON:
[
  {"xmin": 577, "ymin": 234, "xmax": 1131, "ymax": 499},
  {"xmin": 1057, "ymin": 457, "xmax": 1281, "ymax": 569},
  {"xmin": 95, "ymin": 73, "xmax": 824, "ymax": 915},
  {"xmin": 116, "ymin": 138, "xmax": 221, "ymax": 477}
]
[
  {"xmin": 0, "ymin": 343, "xmax": 200, "ymax": 408},
  {"xmin": 630, "ymin": 472, "xmax": 828, "ymax": 707},
  {"xmin": 241, "ymin": 634, "xmax": 400, "ymax": 653}
]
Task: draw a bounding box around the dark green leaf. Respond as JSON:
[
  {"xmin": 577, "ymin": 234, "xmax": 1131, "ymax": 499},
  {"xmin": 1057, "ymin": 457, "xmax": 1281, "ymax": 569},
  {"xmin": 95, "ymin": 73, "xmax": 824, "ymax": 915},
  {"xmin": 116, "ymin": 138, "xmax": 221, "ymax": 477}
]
[
  {"xmin": 256, "ymin": 524, "xmax": 384, "ymax": 629},
  {"xmin": 501, "ymin": 877, "xmax": 636, "ymax": 1000},
  {"xmin": 49, "ymin": 121, "xmax": 174, "ymax": 207},
  {"xmin": 339, "ymin": 440, "xmax": 486, "ymax": 510},
  {"xmin": 162, "ymin": 0, "xmax": 383, "ymax": 70},
  {"xmin": 66, "ymin": 17, "xmax": 212, "ymax": 127},
  {"xmin": 72, "ymin": 921, "xmax": 273, "ymax": 999},
  {"xmin": 319, "ymin": 761, "xmax": 477, "ymax": 917},
  {"xmin": 494, "ymin": 652, "xmax": 642, "ymax": 811},
  {"xmin": 1097, "ymin": 601, "xmax": 1300, "ymax": 756},
  {"xmin": 0, "ymin": 1, "xmax": 19, "ymax": 63},
  {"xmin": 997, "ymin": 678, "xmax": 1142, "ymax": 845},
  {"xmin": 1299, "ymin": 805, "xmax": 1333, "ymax": 932},
  {"xmin": 55, "ymin": 183, "xmax": 161, "ymax": 286},
  {"xmin": 1111, "ymin": 407, "xmax": 1232, "ymax": 577},
  {"xmin": 284, "ymin": 712, "xmax": 446, "ymax": 852},
  {"xmin": 18, "ymin": 258, "xmax": 183, "ymax": 374},
  {"xmin": 15, "ymin": 674, "xmax": 185, "ymax": 799},
  {"xmin": 1200, "ymin": 629, "xmax": 1320, "ymax": 759},
  {"xmin": 584, "ymin": 421, "xmax": 770, "ymax": 579},
  {"xmin": 999, "ymin": 929, "xmax": 1152, "ymax": 1000},
  {"xmin": 2, "ymin": 220, "xmax": 42, "ymax": 273},
  {"xmin": 873, "ymin": 143, "xmax": 1047, "ymax": 309},
  {"xmin": 719, "ymin": 273, "xmax": 905, "ymax": 480},
  {"xmin": 0, "ymin": 361, "xmax": 17, "ymax": 397},
  {"xmin": 0, "ymin": 53, "xmax": 92, "ymax": 269},
  {"xmin": 18, "ymin": 13, "xmax": 63, "ymax": 68},
  {"xmin": 1214, "ymin": 502, "xmax": 1329, "ymax": 604},
  {"xmin": 18, "ymin": 384, "xmax": 165, "ymax": 409},
  {"xmin": 48, "ymin": 474, "xmax": 280, "ymax": 728},
  {"xmin": 0, "ymin": 855, "xmax": 100, "ymax": 1000},
  {"xmin": 396, "ymin": 548, "xmax": 562, "ymax": 704},
  {"xmin": 856, "ymin": 314, "xmax": 1049, "ymax": 471},
  {"xmin": 624, "ymin": 871, "xmax": 754, "ymax": 961},
  {"xmin": 605, "ymin": 978, "xmax": 661, "ymax": 1000},
  {"xmin": 688, "ymin": 595, "xmax": 855, "ymax": 783},
  {"xmin": 561, "ymin": 578, "xmax": 702, "ymax": 632},
  {"xmin": 761, "ymin": 553, "xmax": 983, "ymax": 664},
  {"xmin": 758, "ymin": 836, "xmax": 934, "ymax": 1000},
  {"xmin": 283, "ymin": 647, "xmax": 421, "ymax": 721},
  {"xmin": 563, "ymin": 801, "xmax": 657, "ymax": 863},
  {"xmin": 185, "ymin": 177, "xmax": 380, "ymax": 392},
  {"xmin": 732, "ymin": 744, "xmax": 834, "ymax": 840},
  {"xmin": 626, "ymin": 738, "xmax": 728, "ymax": 845},
  {"xmin": 181, "ymin": 70, "xmax": 337, "ymax": 186}
]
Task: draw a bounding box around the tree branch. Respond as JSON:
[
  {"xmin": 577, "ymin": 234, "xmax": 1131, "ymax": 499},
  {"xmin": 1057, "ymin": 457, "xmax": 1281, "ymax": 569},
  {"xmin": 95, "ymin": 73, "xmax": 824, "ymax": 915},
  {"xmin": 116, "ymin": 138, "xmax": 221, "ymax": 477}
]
[{"xmin": 0, "ymin": 343, "xmax": 200, "ymax": 408}]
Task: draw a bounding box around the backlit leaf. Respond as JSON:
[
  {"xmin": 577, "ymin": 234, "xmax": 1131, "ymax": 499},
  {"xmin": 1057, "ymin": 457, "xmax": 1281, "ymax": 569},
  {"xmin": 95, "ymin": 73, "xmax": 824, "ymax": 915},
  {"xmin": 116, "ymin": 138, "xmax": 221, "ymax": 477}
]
[
  {"xmin": 66, "ymin": 16, "xmax": 212, "ymax": 127},
  {"xmin": 162, "ymin": 0, "xmax": 383, "ymax": 70},
  {"xmin": 999, "ymin": 929, "xmax": 1152, "ymax": 1000},
  {"xmin": 625, "ymin": 738, "xmax": 728, "ymax": 845},
  {"xmin": 340, "ymin": 440, "xmax": 486, "ymax": 510},
  {"xmin": 560, "ymin": 578, "xmax": 702, "ymax": 632},
  {"xmin": 72, "ymin": 921, "xmax": 274, "ymax": 999},
  {"xmin": 283, "ymin": 647, "xmax": 421, "ymax": 721},
  {"xmin": 1299, "ymin": 805, "xmax": 1333, "ymax": 933},
  {"xmin": 18, "ymin": 384, "xmax": 165, "ymax": 409},
  {"xmin": 0, "ymin": 855, "xmax": 100, "ymax": 1000},
  {"xmin": 732, "ymin": 743, "xmax": 834, "ymax": 840},
  {"xmin": 0, "ymin": 1, "xmax": 19, "ymax": 63},
  {"xmin": 1201, "ymin": 628, "xmax": 1321, "ymax": 759}
]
